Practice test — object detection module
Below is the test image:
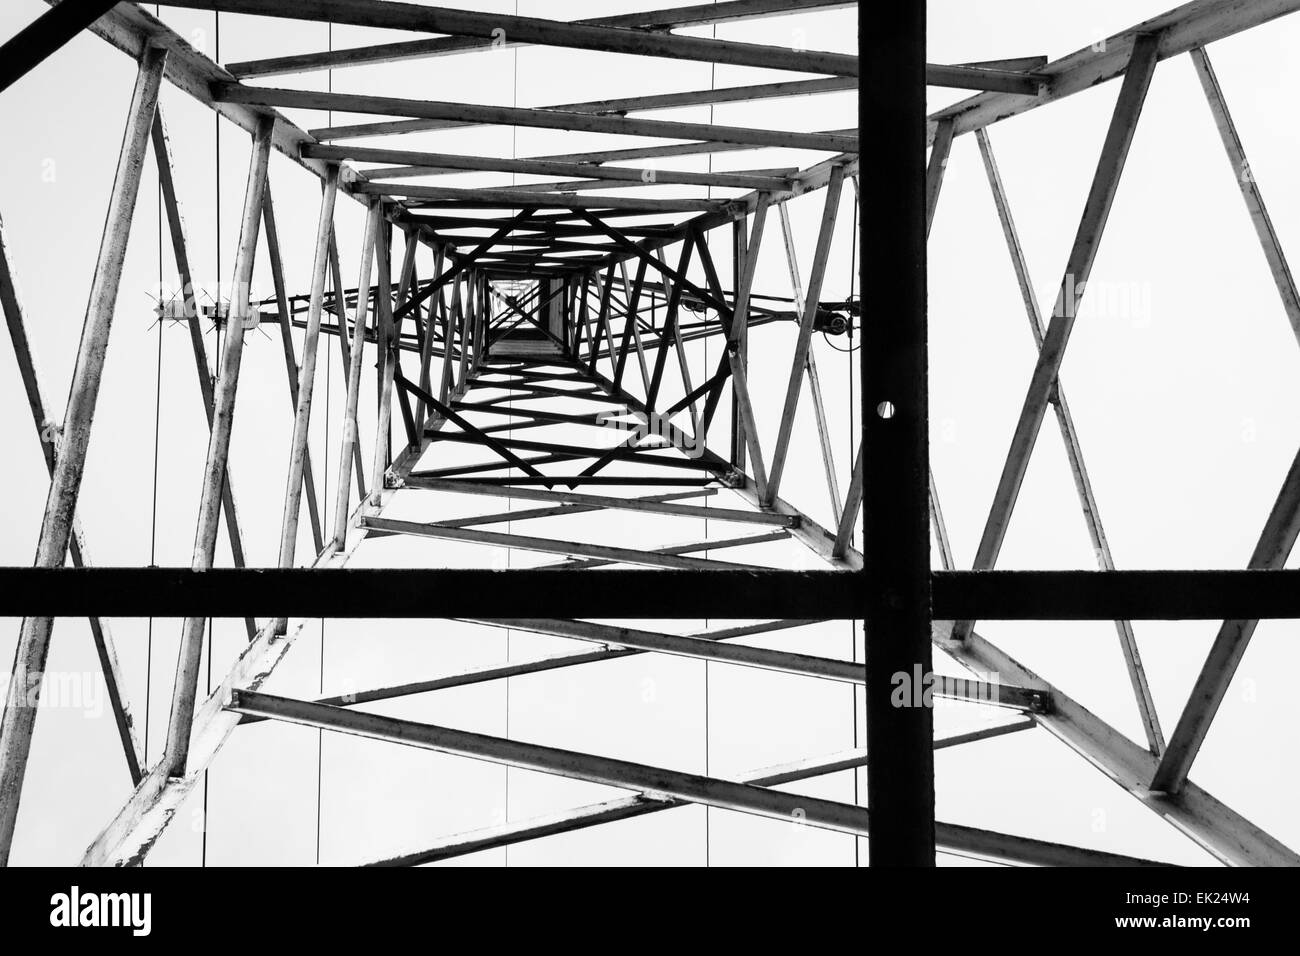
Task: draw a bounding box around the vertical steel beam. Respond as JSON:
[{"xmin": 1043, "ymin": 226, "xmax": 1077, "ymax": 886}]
[
  {"xmin": 332, "ymin": 199, "xmax": 381, "ymax": 547},
  {"xmin": 587, "ymin": 263, "xmax": 614, "ymax": 375},
  {"xmin": 862, "ymin": 2, "xmax": 934, "ymax": 865},
  {"xmin": 262, "ymin": 179, "xmax": 324, "ymax": 556},
  {"xmin": 1191, "ymin": 46, "xmax": 1300, "ymax": 346},
  {"xmin": 922, "ymin": 121, "xmax": 958, "ymax": 572},
  {"xmin": 764, "ymin": 164, "xmax": 845, "ymax": 505},
  {"xmin": 152, "ymin": 108, "xmax": 256, "ymax": 643},
  {"xmin": 730, "ymin": 199, "xmax": 768, "ymax": 352},
  {"xmin": 646, "ymin": 239, "xmax": 693, "ymax": 410},
  {"xmin": 833, "ymin": 444, "xmax": 862, "ymax": 557},
  {"xmin": 924, "ymin": 120, "xmax": 955, "ymax": 230},
  {"xmin": 612, "ymin": 259, "xmax": 644, "ymax": 389},
  {"xmin": 615, "ymin": 259, "xmax": 651, "ymax": 394},
  {"xmin": 372, "ymin": 216, "xmax": 397, "ymax": 497},
  {"xmin": 775, "ymin": 198, "xmax": 842, "ymax": 522},
  {"xmin": 456, "ymin": 255, "xmax": 473, "ymax": 387},
  {"xmin": 438, "ymin": 276, "xmax": 461, "ymax": 401},
  {"xmin": 727, "ymin": 352, "xmax": 769, "ymax": 498},
  {"xmin": 0, "ymin": 212, "xmax": 144, "ymax": 788},
  {"xmin": 416, "ymin": 245, "xmax": 442, "ymax": 426},
  {"xmin": 0, "ymin": 47, "xmax": 166, "ymax": 862},
  {"xmin": 955, "ymin": 34, "xmax": 1161, "ymax": 642},
  {"xmin": 569, "ymin": 273, "xmax": 584, "ymax": 358},
  {"xmin": 161, "ymin": 114, "xmax": 275, "ymax": 776},
  {"xmin": 574, "ymin": 270, "xmax": 597, "ymax": 364},
  {"xmin": 327, "ymin": 228, "xmax": 368, "ymax": 499},
  {"xmin": 397, "ymin": 229, "xmax": 419, "ymax": 306},
  {"xmin": 730, "ymin": 216, "xmax": 749, "ymax": 470},
  {"xmin": 695, "ymin": 214, "xmax": 770, "ymax": 491},
  {"xmin": 276, "ymin": 165, "xmax": 339, "ymax": 583},
  {"xmin": 393, "ymin": 229, "xmax": 420, "ymax": 451},
  {"xmin": 976, "ymin": 127, "xmax": 1164, "ymax": 754},
  {"xmin": 1147, "ymin": 45, "xmax": 1300, "ymax": 791},
  {"xmin": 472, "ymin": 272, "xmax": 487, "ymax": 366},
  {"xmin": 1151, "ymin": 447, "xmax": 1300, "ymax": 793}
]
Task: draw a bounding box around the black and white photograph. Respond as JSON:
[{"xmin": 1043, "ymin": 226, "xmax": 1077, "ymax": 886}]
[{"xmin": 0, "ymin": 0, "xmax": 1289, "ymax": 932}]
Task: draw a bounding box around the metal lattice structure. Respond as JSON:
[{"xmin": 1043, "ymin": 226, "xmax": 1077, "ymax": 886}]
[{"xmin": 1, "ymin": 0, "xmax": 1299, "ymax": 867}]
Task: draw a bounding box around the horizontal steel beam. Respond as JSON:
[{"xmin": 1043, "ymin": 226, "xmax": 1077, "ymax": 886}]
[
  {"xmin": 936, "ymin": 569, "xmax": 1300, "ymax": 620},
  {"xmin": 521, "ymin": 530, "xmax": 788, "ymax": 568},
  {"xmin": 216, "ymin": 85, "xmax": 858, "ymax": 153},
  {"xmin": 312, "ymin": 77, "xmax": 856, "ymax": 142},
  {"xmin": 36, "ymin": 0, "xmax": 472, "ymax": 279},
  {"xmin": 400, "ymin": 476, "xmax": 797, "ymax": 526},
  {"xmin": 224, "ymin": 3, "xmax": 856, "ymax": 79},
  {"xmin": 229, "ymin": 690, "xmax": 1164, "ymax": 867},
  {"xmin": 426, "ymin": 487, "xmax": 719, "ymax": 529},
  {"xmin": 927, "ymin": 63, "xmax": 1046, "ymax": 95},
  {"xmin": 159, "ymin": 0, "xmax": 858, "ymax": 75},
  {"xmin": 4, "ymin": 568, "xmax": 1300, "ymax": 619},
  {"xmin": 361, "ymin": 516, "xmax": 764, "ymax": 571},
  {"xmin": 237, "ymin": 621, "xmax": 817, "ymax": 723},
  {"xmin": 531, "ymin": 131, "xmax": 857, "ymax": 169},
  {"xmin": 359, "ymin": 182, "xmax": 726, "ymax": 213},
  {"xmin": 401, "ymin": 216, "xmax": 677, "ymax": 236},
  {"xmin": 366, "ymin": 721, "xmax": 1039, "ymax": 865},
  {"xmin": 304, "ymin": 144, "xmax": 790, "ymax": 191},
  {"xmin": 460, "ymin": 617, "xmax": 1041, "ymax": 708}
]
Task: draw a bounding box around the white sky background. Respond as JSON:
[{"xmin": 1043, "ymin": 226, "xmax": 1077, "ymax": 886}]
[{"xmin": 0, "ymin": 1, "xmax": 1295, "ymax": 866}]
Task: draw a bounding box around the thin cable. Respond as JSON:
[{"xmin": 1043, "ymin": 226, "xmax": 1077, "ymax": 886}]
[
  {"xmin": 147, "ymin": 13, "xmax": 163, "ymax": 758},
  {"xmin": 317, "ymin": 337, "xmax": 329, "ymax": 864},
  {"xmin": 789, "ymin": 96, "xmax": 864, "ymax": 869},
  {"xmin": 847, "ymin": 181, "xmax": 860, "ymax": 867},
  {"xmin": 200, "ymin": 8, "xmax": 221, "ymax": 870},
  {"xmin": 823, "ymin": 199, "xmax": 860, "ymax": 353},
  {"xmin": 825, "ymin": 363, "xmax": 858, "ymax": 744},
  {"xmin": 703, "ymin": 14, "xmax": 717, "ymax": 870},
  {"xmin": 503, "ymin": 0, "xmax": 519, "ymax": 868},
  {"xmin": 315, "ymin": 16, "xmax": 334, "ymax": 870}
]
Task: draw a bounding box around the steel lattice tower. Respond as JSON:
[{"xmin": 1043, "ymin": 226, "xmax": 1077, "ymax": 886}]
[{"xmin": 0, "ymin": 0, "xmax": 1298, "ymax": 867}]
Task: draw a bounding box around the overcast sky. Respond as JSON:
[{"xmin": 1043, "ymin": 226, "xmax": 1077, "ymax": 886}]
[{"xmin": 0, "ymin": 1, "xmax": 1296, "ymax": 866}]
